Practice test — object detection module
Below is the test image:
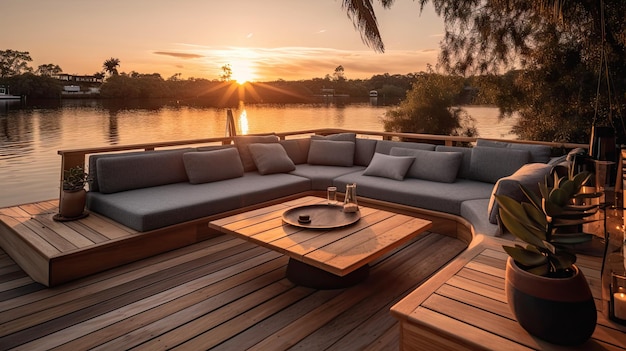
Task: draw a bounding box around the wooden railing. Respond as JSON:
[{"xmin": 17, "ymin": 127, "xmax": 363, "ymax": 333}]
[{"xmin": 57, "ymin": 128, "xmax": 588, "ymax": 199}]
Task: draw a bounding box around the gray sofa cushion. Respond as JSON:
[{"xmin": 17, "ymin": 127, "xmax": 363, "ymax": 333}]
[
  {"xmin": 390, "ymin": 147, "xmax": 462, "ymax": 183},
  {"xmin": 334, "ymin": 170, "xmax": 494, "ymax": 215},
  {"xmin": 280, "ymin": 139, "xmax": 310, "ymax": 164},
  {"xmin": 476, "ymin": 139, "xmax": 551, "ymax": 163},
  {"xmin": 234, "ymin": 134, "xmax": 280, "ymax": 172},
  {"xmin": 435, "ymin": 145, "xmax": 473, "ymax": 179},
  {"xmin": 469, "ymin": 146, "xmax": 530, "ymax": 183},
  {"xmin": 88, "ymin": 148, "xmax": 194, "ymax": 192},
  {"xmin": 87, "ymin": 172, "xmax": 311, "ymax": 232},
  {"xmin": 312, "ymin": 134, "xmax": 376, "ymax": 166},
  {"xmin": 307, "ymin": 140, "xmax": 355, "ymax": 166},
  {"xmin": 183, "ymin": 148, "xmax": 244, "ymax": 184},
  {"xmin": 487, "ymin": 163, "xmax": 553, "ymax": 225},
  {"xmin": 363, "ymin": 153, "xmax": 415, "ymax": 180},
  {"xmin": 311, "ymin": 132, "xmax": 356, "ymax": 142},
  {"xmin": 355, "ymin": 138, "xmax": 378, "ymax": 166},
  {"xmin": 96, "ymin": 149, "xmax": 190, "ymax": 194},
  {"xmin": 290, "ymin": 164, "xmax": 365, "ymax": 190},
  {"xmin": 461, "ymin": 199, "xmax": 500, "ymax": 237},
  {"xmin": 249, "ymin": 143, "xmax": 296, "ymax": 175},
  {"xmin": 374, "ymin": 140, "xmax": 436, "ymax": 155}
]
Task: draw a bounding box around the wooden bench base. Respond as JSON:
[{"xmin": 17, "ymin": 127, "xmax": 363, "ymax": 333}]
[
  {"xmin": 0, "ymin": 193, "xmax": 474, "ymax": 287},
  {"xmin": 0, "ymin": 200, "xmax": 213, "ymax": 286}
]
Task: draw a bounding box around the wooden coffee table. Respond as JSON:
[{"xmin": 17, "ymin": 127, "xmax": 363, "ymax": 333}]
[{"xmin": 208, "ymin": 196, "xmax": 432, "ymax": 289}]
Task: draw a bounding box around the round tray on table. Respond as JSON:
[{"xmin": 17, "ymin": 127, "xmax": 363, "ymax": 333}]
[{"xmin": 282, "ymin": 204, "xmax": 360, "ymax": 229}]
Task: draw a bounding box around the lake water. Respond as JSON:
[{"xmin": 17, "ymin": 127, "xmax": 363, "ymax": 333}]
[{"xmin": 0, "ymin": 99, "xmax": 518, "ymax": 207}]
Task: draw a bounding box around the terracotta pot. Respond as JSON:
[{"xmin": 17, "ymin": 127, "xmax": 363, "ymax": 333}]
[
  {"xmin": 59, "ymin": 189, "xmax": 86, "ymax": 218},
  {"xmin": 505, "ymin": 257, "xmax": 597, "ymax": 346}
]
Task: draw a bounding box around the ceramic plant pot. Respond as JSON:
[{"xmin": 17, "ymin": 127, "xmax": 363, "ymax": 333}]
[
  {"xmin": 505, "ymin": 257, "xmax": 597, "ymax": 346},
  {"xmin": 59, "ymin": 189, "xmax": 87, "ymax": 219}
]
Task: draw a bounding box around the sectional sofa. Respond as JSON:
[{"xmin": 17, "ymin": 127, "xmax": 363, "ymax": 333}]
[{"xmin": 86, "ymin": 132, "xmax": 569, "ymax": 239}]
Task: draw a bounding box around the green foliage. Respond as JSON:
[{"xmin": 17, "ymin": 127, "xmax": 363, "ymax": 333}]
[
  {"xmin": 36, "ymin": 64, "xmax": 63, "ymax": 76},
  {"xmin": 496, "ymin": 166, "xmax": 600, "ymax": 277},
  {"xmin": 343, "ymin": 1, "xmax": 626, "ymax": 143},
  {"xmin": 382, "ymin": 70, "xmax": 477, "ymax": 137},
  {"xmin": 62, "ymin": 166, "xmax": 90, "ymax": 191},
  {"xmin": 2, "ymin": 73, "xmax": 62, "ymax": 98},
  {"xmin": 0, "ymin": 49, "xmax": 33, "ymax": 78}
]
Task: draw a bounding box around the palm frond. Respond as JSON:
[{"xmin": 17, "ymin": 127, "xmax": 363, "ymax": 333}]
[{"xmin": 342, "ymin": 0, "xmax": 386, "ymax": 52}]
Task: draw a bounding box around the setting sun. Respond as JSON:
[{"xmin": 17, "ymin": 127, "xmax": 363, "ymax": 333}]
[{"xmin": 230, "ymin": 60, "xmax": 257, "ymax": 84}]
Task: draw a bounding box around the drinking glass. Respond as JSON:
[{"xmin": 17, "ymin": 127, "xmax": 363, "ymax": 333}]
[{"xmin": 327, "ymin": 186, "xmax": 337, "ymax": 205}]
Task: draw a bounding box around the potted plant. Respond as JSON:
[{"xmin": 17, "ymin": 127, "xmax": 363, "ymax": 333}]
[
  {"xmin": 55, "ymin": 166, "xmax": 90, "ymax": 220},
  {"xmin": 495, "ymin": 165, "xmax": 601, "ymax": 346}
]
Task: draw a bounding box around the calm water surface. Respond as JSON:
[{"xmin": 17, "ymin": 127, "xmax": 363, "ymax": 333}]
[{"xmin": 0, "ymin": 99, "xmax": 518, "ymax": 207}]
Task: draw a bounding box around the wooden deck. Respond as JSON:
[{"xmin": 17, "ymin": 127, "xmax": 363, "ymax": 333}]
[
  {"xmin": 0, "ymin": 200, "xmax": 217, "ymax": 287},
  {"xmin": 0, "ymin": 228, "xmax": 465, "ymax": 350},
  {"xmin": 391, "ymin": 237, "xmax": 626, "ymax": 350}
]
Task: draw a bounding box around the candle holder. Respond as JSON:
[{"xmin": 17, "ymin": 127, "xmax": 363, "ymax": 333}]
[
  {"xmin": 601, "ymin": 207, "xmax": 626, "ymax": 325},
  {"xmin": 610, "ymin": 272, "xmax": 626, "ymax": 324}
]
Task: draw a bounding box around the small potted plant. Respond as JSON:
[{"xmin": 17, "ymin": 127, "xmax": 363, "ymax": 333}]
[
  {"xmin": 55, "ymin": 166, "xmax": 91, "ymax": 220},
  {"xmin": 495, "ymin": 165, "xmax": 601, "ymax": 346}
]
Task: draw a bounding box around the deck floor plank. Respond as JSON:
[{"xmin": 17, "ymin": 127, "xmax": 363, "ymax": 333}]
[
  {"xmin": 0, "ymin": 227, "xmax": 466, "ymax": 350},
  {"xmin": 22, "ymin": 203, "xmax": 94, "ymax": 247}
]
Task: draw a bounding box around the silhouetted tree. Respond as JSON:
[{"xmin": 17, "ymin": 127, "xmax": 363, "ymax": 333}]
[
  {"xmin": 103, "ymin": 57, "xmax": 120, "ymax": 76},
  {"xmin": 0, "ymin": 49, "xmax": 33, "ymax": 77}
]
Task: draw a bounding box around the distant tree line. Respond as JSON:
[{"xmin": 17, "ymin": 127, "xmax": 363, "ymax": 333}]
[{"xmin": 0, "ymin": 49, "xmax": 507, "ymax": 107}]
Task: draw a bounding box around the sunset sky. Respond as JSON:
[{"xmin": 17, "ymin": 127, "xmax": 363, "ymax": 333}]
[{"xmin": 2, "ymin": 1, "xmax": 444, "ymax": 82}]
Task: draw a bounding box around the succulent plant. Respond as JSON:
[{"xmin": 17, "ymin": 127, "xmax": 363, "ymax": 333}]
[
  {"xmin": 495, "ymin": 166, "xmax": 602, "ymax": 277},
  {"xmin": 62, "ymin": 166, "xmax": 91, "ymax": 191}
]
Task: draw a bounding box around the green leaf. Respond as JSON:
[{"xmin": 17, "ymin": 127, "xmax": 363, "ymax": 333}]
[
  {"xmin": 559, "ymin": 179, "xmax": 576, "ymax": 197},
  {"xmin": 527, "ymin": 264, "xmax": 550, "ymax": 276},
  {"xmin": 543, "ymin": 197, "xmax": 564, "ymax": 217},
  {"xmin": 499, "ymin": 207, "xmax": 547, "ymax": 249},
  {"xmin": 572, "ymin": 171, "xmax": 592, "ymax": 189},
  {"xmin": 551, "ymin": 250, "xmax": 577, "ymax": 271},
  {"xmin": 522, "ymin": 202, "xmax": 547, "ymax": 230},
  {"xmin": 551, "ymin": 233, "xmax": 594, "ymax": 244},
  {"xmin": 520, "ymin": 184, "xmax": 543, "ymax": 212},
  {"xmin": 503, "ymin": 246, "xmax": 548, "ymax": 267},
  {"xmin": 549, "ymin": 188, "xmax": 568, "ymax": 207}
]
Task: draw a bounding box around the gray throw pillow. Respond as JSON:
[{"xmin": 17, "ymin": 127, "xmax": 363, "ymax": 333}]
[
  {"xmin": 234, "ymin": 134, "xmax": 279, "ymax": 171},
  {"xmin": 248, "ymin": 143, "xmax": 296, "ymax": 175},
  {"xmin": 469, "ymin": 146, "xmax": 530, "ymax": 183},
  {"xmin": 390, "ymin": 147, "xmax": 463, "ymax": 183},
  {"xmin": 487, "ymin": 163, "xmax": 553, "ymax": 225},
  {"xmin": 307, "ymin": 139, "xmax": 355, "ymax": 166},
  {"xmin": 183, "ymin": 148, "xmax": 244, "ymax": 184},
  {"xmin": 363, "ymin": 152, "xmax": 415, "ymax": 180}
]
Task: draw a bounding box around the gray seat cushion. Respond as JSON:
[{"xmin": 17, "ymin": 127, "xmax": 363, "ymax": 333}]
[
  {"xmin": 87, "ymin": 173, "xmax": 311, "ymax": 231},
  {"xmin": 460, "ymin": 199, "xmax": 500, "ymax": 237},
  {"xmin": 333, "ymin": 170, "xmax": 494, "ymax": 215}
]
